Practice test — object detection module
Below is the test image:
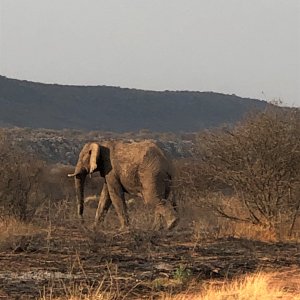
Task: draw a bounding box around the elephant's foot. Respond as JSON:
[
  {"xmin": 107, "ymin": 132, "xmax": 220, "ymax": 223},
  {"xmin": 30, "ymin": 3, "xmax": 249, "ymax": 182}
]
[
  {"xmin": 152, "ymin": 213, "xmax": 164, "ymax": 231},
  {"xmin": 93, "ymin": 217, "xmax": 105, "ymax": 230},
  {"xmin": 92, "ymin": 221, "xmax": 99, "ymax": 231},
  {"xmin": 166, "ymin": 215, "xmax": 179, "ymax": 230},
  {"xmin": 118, "ymin": 215, "xmax": 130, "ymax": 232},
  {"xmin": 77, "ymin": 215, "xmax": 85, "ymax": 224},
  {"xmin": 111, "ymin": 225, "xmax": 131, "ymax": 237},
  {"xmin": 119, "ymin": 224, "xmax": 130, "ymax": 232}
]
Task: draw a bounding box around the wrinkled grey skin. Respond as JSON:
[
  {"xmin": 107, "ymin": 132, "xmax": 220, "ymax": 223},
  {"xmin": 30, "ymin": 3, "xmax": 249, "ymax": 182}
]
[{"xmin": 68, "ymin": 140, "xmax": 178, "ymax": 230}]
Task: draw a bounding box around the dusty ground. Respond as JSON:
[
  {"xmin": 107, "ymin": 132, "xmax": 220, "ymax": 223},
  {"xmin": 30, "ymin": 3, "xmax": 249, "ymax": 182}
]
[{"xmin": 0, "ymin": 216, "xmax": 300, "ymax": 299}]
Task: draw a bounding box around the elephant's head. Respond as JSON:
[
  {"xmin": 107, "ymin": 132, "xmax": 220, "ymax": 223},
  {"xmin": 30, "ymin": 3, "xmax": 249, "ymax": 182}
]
[{"xmin": 68, "ymin": 142, "xmax": 100, "ymax": 218}]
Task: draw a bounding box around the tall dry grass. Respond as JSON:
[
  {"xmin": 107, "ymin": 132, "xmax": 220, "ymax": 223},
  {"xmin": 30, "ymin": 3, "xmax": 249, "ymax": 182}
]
[
  {"xmin": 0, "ymin": 217, "xmax": 43, "ymax": 251},
  {"xmin": 0, "ymin": 217, "xmax": 41, "ymax": 240},
  {"xmin": 40, "ymin": 280, "xmax": 116, "ymax": 300},
  {"xmin": 39, "ymin": 272, "xmax": 300, "ymax": 300},
  {"xmin": 164, "ymin": 272, "xmax": 300, "ymax": 300}
]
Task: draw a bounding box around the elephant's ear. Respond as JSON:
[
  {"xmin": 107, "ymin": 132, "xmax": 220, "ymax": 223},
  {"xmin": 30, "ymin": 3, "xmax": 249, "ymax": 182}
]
[{"xmin": 89, "ymin": 143, "xmax": 100, "ymax": 173}]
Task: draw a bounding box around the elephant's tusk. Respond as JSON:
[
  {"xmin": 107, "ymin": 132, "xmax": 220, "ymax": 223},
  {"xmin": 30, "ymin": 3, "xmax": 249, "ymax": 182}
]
[{"xmin": 67, "ymin": 173, "xmax": 77, "ymax": 177}]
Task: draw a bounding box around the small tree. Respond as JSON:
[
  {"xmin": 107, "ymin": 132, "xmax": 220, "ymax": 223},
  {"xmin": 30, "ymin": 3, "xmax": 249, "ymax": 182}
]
[
  {"xmin": 0, "ymin": 130, "xmax": 46, "ymax": 221},
  {"xmin": 195, "ymin": 107, "xmax": 300, "ymax": 233}
]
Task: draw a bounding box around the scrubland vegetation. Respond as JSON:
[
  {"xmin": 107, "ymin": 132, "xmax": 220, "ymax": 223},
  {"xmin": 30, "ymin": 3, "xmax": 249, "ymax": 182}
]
[{"xmin": 0, "ymin": 106, "xmax": 299, "ymax": 299}]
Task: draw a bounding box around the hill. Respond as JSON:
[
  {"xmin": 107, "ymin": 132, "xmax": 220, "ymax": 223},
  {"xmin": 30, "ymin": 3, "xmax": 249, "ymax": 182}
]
[{"xmin": 0, "ymin": 75, "xmax": 267, "ymax": 132}]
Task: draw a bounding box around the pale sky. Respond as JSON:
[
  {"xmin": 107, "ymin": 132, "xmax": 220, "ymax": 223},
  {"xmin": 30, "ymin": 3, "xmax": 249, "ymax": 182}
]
[{"xmin": 0, "ymin": 0, "xmax": 299, "ymax": 107}]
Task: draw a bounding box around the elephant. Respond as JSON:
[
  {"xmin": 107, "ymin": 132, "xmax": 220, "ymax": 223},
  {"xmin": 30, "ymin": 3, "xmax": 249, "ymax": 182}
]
[{"xmin": 68, "ymin": 140, "xmax": 179, "ymax": 230}]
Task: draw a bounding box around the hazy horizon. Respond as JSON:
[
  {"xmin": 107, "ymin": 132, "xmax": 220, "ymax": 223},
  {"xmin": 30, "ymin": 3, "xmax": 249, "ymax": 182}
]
[{"xmin": 0, "ymin": 0, "xmax": 299, "ymax": 107}]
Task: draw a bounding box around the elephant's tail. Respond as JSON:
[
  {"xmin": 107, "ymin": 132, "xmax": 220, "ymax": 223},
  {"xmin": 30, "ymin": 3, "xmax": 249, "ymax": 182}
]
[
  {"xmin": 167, "ymin": 181, "xmax": 178, "ymax": 212},
  {"xmin": 170, "ymin": 190, "xmax": 178, "ymax": 212},
  {"xmin": 166, "ymin": 172, "xmax": 178, "ymax": 212}
]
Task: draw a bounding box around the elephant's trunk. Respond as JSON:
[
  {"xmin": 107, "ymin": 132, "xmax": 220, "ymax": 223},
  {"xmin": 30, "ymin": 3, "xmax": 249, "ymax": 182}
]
[
  {"xmin": 69, "ymin": 142, "xmax": 100, "ymax": 220},
  {"xmin": 74, "ymin": 173, "xmax": 86, "ymax": 219}
]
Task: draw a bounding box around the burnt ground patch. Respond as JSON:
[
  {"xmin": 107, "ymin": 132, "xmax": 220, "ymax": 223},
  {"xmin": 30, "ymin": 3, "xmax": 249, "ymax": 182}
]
[{"xmin": 0, "ymin": 221, "xmax": 299, "ymax": 299}]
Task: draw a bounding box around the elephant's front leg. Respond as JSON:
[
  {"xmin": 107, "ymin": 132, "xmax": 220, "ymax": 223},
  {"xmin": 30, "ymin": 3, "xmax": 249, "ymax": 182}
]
[
  {"xmin": 106, "ymin": 178, "xmax": 129, "ymax": 230},
  {"xmin": 94, "ymin": 183, "xmax": 112, "ymax": 227}
]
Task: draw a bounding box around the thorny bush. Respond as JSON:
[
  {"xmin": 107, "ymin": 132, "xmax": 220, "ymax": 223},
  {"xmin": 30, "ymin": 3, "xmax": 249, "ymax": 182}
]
[
  {"xmin": 177, "ymin": 107, "xmax": 300, "ymax": 236},
  {"xmin": 0, "ymin": 130, "xmax": 47, "ymax": 221}
]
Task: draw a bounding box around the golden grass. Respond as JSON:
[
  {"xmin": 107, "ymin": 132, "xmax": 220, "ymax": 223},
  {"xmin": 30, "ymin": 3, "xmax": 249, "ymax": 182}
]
[
  {"xmin": 0, "ymin": 216, "xmax": 44, "ymax": 251},
  {"xmin": 39, "ymin": 272, "xmax": 300, "ymax": 300},
  {"xmin": 191, "ymin": 218, "xmax": 279, "ymax": 244},
  {"xmin": 0, "ymin": 217, "xmax": 41, "ymax": 240},
  {"xmin": 194, "ymin": 194, "xmax": 299, "ymax": 242},
  {"xmin": 213, "ymin": 219, "xmax": 300, "ymax": 243},
  {"xmin": 219, "ymin": 222, "xmax": 278, "ymax": 242},
  {"xmin": 163, "ymin": 272, "xmax": 300, "ymax": 300}
]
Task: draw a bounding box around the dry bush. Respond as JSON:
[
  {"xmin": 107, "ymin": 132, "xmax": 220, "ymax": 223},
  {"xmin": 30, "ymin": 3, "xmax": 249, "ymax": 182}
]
[
  {"xmin": 0, "ymin": 216, "xmax": 44, "ymax": 251},
  {"xmin": 0, "ymin": 129, "xmax": 103, "ymax": 223},
  {"xmin": 0, "ymin": 217, "xmax": 40, "ymax": 240},
  {"xmin": 45, "ymin": 164, "xmax": 75, "ymax": 199},
  {"xmin": 31, "ymin": 163, "xmax": 105, "ymax": 224},
  {"xmin": 176, "ymin": 107, "xmax": 300, "ymax": 237},
  {"xmin": 0, "ymin": 131, "xmax": 48, "ymax": 221},
  {"xmin": 173, "ymin": 159, "xmax": 226, "ymax": 232},
  {"xmin": 49, "ymin": 164, "xmax": 104, "ymax": 199}
]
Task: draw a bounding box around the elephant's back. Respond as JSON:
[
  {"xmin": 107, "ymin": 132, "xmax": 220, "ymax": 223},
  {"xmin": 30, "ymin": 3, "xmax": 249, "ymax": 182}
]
[
  {"xmin": 108, "ymin": 140, "xmax": 160, "ymax": 164},
  {"xmin": 107, "ymin": 141, "xmax": 150, "ymax": 193}
]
